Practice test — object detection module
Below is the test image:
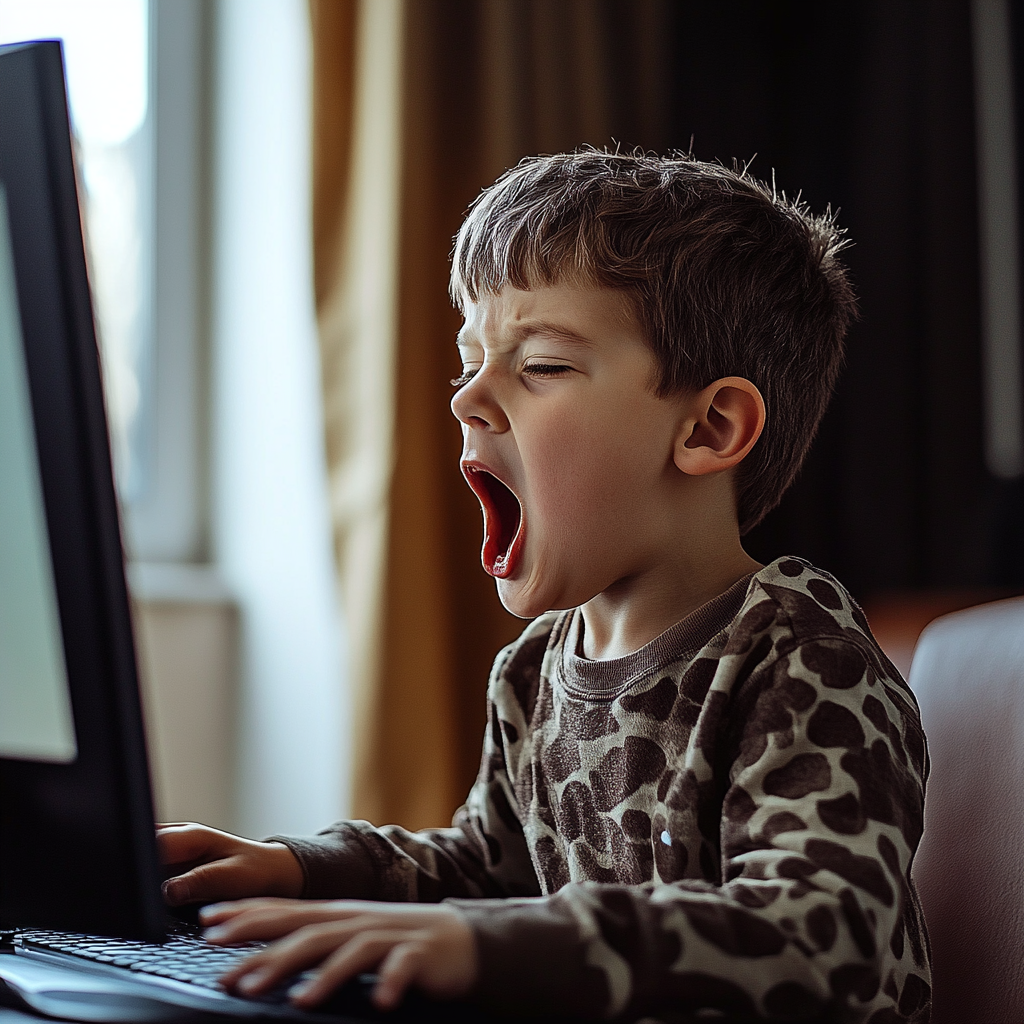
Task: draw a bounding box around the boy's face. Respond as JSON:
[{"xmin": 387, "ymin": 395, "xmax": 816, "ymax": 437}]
[{"xmin": 452, "ymin": 283, "xmax": 693, "ymax": 619}]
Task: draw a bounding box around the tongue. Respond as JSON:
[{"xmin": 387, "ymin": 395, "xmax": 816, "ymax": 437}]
[{"xmin": 487, "ymin": 476, "xmax": 521, "ymax": 569}]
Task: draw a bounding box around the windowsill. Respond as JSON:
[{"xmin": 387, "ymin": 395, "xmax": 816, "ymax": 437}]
[{"xmin": 127, "ymin": 561, "xmax": 234, "ymax": 605}]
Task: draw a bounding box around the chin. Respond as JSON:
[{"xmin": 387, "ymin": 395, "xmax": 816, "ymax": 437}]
[
  {"xmin": 495, "ymin": 584, "xmax": 541, "ymax": 619},
  {"xmin": 495, "ymin": 578, "xmax": 554, "ymax": 620},
  {"xmin": 495, "ymin": 571, "xmax": 584, "ymax": 620}
]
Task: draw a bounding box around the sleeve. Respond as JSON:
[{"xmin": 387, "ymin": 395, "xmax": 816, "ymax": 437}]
[
  {"xmin": 271, "ymin": 695, "xmax": 542, "ymax": 904},
  {"xmin": 448, "ymin": 638, "xmax": 931, "ymax": 1023}
]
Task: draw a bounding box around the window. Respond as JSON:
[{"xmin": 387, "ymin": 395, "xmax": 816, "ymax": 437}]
[
  {"xmin": 0, "ymin": 0, "xmax": 152, "ymax": 498},
  {"xmin": 0, "ymin": 0, "xmax": 211, "ymax": 563}
]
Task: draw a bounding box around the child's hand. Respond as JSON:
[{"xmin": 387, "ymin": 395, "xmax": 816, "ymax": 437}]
[
  {"xmin": 157, "ymin": 823, "xmax": 303, "ymax": 905},
  {"xmin": 201, "ymin": 898, "xmax": 478, "ymax": 1011}
]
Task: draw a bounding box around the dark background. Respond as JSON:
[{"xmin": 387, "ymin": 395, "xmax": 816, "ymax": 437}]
[{"xmin": 680, "ymin": 0, "xmax": 1022, "ymax": 596}]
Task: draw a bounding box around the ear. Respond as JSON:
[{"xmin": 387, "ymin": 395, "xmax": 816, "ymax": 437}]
[{"xmin": 673, "ymin": 377, "xmax": 766, "ymax": 476}]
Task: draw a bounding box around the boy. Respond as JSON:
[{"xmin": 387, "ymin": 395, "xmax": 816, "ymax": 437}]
[{"xmin": 160, "ymin": 151, "xmax": 931, "ymax": 1023}]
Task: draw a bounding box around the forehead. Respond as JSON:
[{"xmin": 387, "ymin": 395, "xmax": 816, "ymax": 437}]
[{"xmin": 456, "ymin": 283, "xmax": 638, "ymax": 347}]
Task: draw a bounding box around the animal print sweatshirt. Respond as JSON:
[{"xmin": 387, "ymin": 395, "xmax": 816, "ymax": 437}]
[{"xmin": 278, "ymin": 558, "xmax": 931, "ymax": 1023}]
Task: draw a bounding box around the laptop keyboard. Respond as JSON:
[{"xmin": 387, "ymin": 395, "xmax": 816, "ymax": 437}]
[
  {"xmin": 16, "ymin": 927, "xmax": 283, "ymax": 995},
  {"xmin": 8, "ymin": 929, "xmax": 493, "ymax": 1023}
]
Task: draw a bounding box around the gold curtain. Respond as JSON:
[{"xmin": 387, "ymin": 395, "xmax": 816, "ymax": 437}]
[{"xmin": 312, "ymin": 0, "xmax": 673, "ymax": 830}]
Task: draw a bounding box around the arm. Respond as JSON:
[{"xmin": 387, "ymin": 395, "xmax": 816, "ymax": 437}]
[{"xmin": 272, "ymin": 699, "xmax": 541, "ymax": 903}]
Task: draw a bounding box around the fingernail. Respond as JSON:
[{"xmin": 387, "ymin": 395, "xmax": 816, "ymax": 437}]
[
  {"xmin": 161, "ymin": 879, "xmax": 182, "ymax": 904},
  {"xmin": 198, "ymin": 904, "xmax": 223, "ymax": 921},
  {"xmin": 288, "ymin": 980, "xmax": 313, "ymax": 1000},
  {"xmin": 374, "ymin": 988, "xmax": 397, "ymax": 1010},
  {"xmin": 203, "ymin": 927, "xmax": 227, "ymax": 943},
  {"xmin": 238, "ymin": 971, "xmax": 267, "ymax": 994}
]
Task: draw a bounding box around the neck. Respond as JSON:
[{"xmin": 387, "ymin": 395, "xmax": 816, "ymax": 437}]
[{"xmin": 579, "ymin": 492, "xmax": 761, "ymax": 661}]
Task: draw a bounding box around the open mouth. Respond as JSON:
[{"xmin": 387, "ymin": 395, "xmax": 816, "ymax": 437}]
[{"xmin": 463, "ymin": 466, "xmax": 524, "ymax": 578}]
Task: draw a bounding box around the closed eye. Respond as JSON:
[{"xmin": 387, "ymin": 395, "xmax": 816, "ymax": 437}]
[
  {"xmin": 450, "ymin": 369, "xmax": 478, "ymax": 387},
  {"xmin": 524, "ymin": 363, "xmax": 572, "ymax": 378}
]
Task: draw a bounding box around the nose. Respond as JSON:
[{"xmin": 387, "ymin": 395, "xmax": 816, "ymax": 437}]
[{"xmin": 451, "ymin": 369, "xmax": 510, "ymax": 432}]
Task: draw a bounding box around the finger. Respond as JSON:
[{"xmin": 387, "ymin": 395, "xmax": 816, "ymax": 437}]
[
  {"xmin": 207, "ymin": 904, "xmax": 334, "ymax": 944},
  {"xmin": 221, "ymin": 930, "xmax": 334, "ymax": 994},
  {"xmin": 219, "ymin": 950, "xmax": 281, "ymax": 993},
  {"xmin": 288, "ymin": 931, "xmax": 406, "ymax": 1008},
  {"xmin": 204, "ymin": 902, "xmax": 366, "ymax": 942},
  {"xmin": 163, "ymin": 857, "xmax": 252, "ymax": 905},
  {"xmin": 222, "ymin": 923, "xmax": 364, "ymax": 996},
  {"xmin": 200, "ymin": 897, "xmax": 296, "ymax": 927},
  {"xmin": 156, "ymin": 825, "xmax": 223, "ymax": 867},
  {"xmin": 372, "ymin": 941, "xmax": 422, "ymax": 1010}
]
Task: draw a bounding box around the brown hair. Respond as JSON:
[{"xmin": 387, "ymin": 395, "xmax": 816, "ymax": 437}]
[{"xmin": 451, "ymin": 150, "xmax": 858, "ymax": 534}]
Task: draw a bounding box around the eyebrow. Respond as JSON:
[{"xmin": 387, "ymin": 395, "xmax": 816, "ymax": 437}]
[{"xmin": 456, "ymin": 319, "xmax": 595, "ymax": 349}]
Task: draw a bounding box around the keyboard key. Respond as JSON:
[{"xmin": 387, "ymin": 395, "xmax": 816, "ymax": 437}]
[{"xmin": 21, "ymin": 930, "xmax": 267, "ymax": 990}]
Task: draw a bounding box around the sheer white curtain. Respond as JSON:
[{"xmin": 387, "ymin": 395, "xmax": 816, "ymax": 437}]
[{"xmin": 211, "ymin": 0, "xmax": 349, "ymax": 837}]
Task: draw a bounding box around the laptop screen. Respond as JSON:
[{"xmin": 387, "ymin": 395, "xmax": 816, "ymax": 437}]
[
  {"xmin": 0, "ymin": 40, "xmax": 164, "ymax": 940},
  {"xmin": 0, "ymin": 184, "xmax": 78, "ymax": 766}
]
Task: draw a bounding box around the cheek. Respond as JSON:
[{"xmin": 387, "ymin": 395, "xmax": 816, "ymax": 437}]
[
  {"xmin": 523, "ymin": 424, "xmax": 595, "ymax": 507},
  {"xmin": 527, "ymin": 427, "xmax": 635, "ymax": 536},
  {"xmin": 518, "ymin": 392, "xmax": 670, "ymax": 527}
]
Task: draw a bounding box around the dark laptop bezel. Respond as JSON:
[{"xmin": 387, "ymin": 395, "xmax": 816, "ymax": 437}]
[{"xmin": 0, "ymin": 40, "xmax": 164, "ymax": 941}]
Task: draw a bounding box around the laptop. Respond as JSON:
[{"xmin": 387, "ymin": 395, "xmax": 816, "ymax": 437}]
[{"xmin": 0, "ymin": 40, "xmax": 474, "ymax": 1024}]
